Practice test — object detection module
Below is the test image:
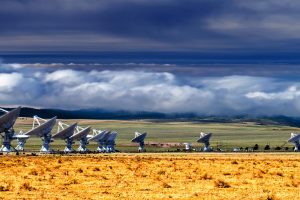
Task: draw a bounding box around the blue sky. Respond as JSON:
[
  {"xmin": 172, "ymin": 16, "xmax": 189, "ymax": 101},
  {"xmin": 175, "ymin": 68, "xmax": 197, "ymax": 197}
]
[{"xmin": 1, "ymin": 1, "xmax": 300, "ymax": 116}]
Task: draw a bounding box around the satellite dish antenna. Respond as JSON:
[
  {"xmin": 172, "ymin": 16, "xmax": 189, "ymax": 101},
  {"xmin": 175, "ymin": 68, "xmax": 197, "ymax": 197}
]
[
  {"xmin": 24, "ymin": 115, "xmax": 57, "ymax": 153},
  {"xmin": 0, "ymin": 107, "xmax": 27, "ymax": 153},
  {"xmin": 0, "ymin": 107, "xmax": 20, "ymax": 133},
  {"xmin": 106, "ymin": 131, "xmax": 117, "ymax": 153},
  {"xmin": 14, "ymin": 131, "xmax": 30, "ymax": 152},
  {"xmin": 197, "ymin": 132, "xmax": 212, "ymax": 152},
  {"xmin": 131, "ymin": 132, "xmax": 147, "ymax": 152},
  {"xmin": 288, "ymin": 133, "xmax": 300, "ymax": 151},
  {"xmin": 183, "ymin": 143, "xmax": 192, "ymax": 151},
  {"xmin": 88, "ymin": 129, "xmax": 111, "ymax": 152},
  {"xmin": 70, "ymin": 125, "xmax": 91, "ymax": 152},
  {"xmin": 52, "ymin": 121, "xmax": 77, "ymax": 153}
]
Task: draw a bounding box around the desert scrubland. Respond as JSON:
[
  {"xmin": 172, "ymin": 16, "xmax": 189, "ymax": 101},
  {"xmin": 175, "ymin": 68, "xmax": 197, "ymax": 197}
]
[{"xmin": 0, "ymin": 153, "xmax": 299, "ymax": 199}]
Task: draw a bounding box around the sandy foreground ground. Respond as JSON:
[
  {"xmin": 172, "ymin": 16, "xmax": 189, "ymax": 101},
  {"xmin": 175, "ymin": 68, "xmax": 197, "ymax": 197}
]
[{"xmin": 0, "ymin": 153, "xmax": 299, "ymax": 199}]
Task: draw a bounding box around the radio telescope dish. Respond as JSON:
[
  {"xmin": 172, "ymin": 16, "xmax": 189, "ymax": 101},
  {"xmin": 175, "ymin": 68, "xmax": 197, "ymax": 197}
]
[
  {"xmin": 14, "ymin": 133, "xmax": 30, "ymax": 151},
  {"xmin": 131, "ymin": 132, "xmax": 147, "ymax": 152},
  {"xmin": 89, "ymin": 129, "xmax": 111, "ymax": 152},
  {"xmin": 25, "ymin": 116, "xmax": 57, "ymax": 136},
  {"xmin": 183, "ymin": 143, "xmax": 192, "ymax": 151},
  {"xmin": 106, "ymin": 132, "xmax": 117, "ymax": 153},
  {"xmin": 0, "ymin": 107, "xmax": 21, "ymax": 133},
  {"xmin": 89, "ymin": 130, "xmax": 110, "ymax": 142},
  {"xmin": 24, "ymin": 116, "xmax": 57, "ymax": 153},
  {"xmin": 197, "ymin": 132, "xmax": 212, "ymax": 152},
  {"xmin": 70, "ymin": 126, "xmax": 90, "ymax": 140},
  {"xmin": 52, "ymin": 122, "xmax": 77, "ymax": 153},
  {"xmin": 71, "ymin": 126, "xmax": 91, "ymax": 152},
  {"xmin": 288, "ymin": 133, "xmax": 300, "ymax": 151},
  {"xmin": 53, "ymin": 122, "xmax": 77, "ymax": 139},
  {"xmin": 0, "ymin": 107, "xmax": 22, "ymax": 153}
]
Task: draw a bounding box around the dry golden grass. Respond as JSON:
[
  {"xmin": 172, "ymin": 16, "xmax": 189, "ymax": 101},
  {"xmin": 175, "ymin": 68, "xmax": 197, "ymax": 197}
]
[{"xmin": 0, "ymin": 153, "xmax": 299, "ymax": 199}]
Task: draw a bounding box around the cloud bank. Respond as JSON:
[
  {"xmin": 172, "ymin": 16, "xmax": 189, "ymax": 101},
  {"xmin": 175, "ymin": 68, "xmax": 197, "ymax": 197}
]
[{"xmin": 1, "ymin": 63, "xmax": 300, "ymax": 116}]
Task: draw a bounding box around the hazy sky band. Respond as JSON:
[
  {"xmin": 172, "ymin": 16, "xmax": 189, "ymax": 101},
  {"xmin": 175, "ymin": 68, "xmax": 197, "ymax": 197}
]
[
  {"xmin": 2, "ymin": 62, "xmax": 300, "ymax": 79},
  {"xmin": 2, "ymin": 52, "xmax": 300, "ymax": 79},
  {"xmin": 1, "ymin": 0, "xmax": 300, "ymax": 51}
]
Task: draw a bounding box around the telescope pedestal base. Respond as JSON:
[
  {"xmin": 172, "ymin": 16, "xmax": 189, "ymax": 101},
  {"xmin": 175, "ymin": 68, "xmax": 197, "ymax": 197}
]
[
  {"xmin": 0, "ymin": 130, "xmax": 15, "ymax": 153},
  {"xmin": 64, "ymin": 147, "xmax": 73, "ymax": 153},
  {"xmin": 64, "ymin": 138, "xmax": 73, "ymax": 153},
  {"xmin": 96, "ymin": 143, "xmax": 107, "ymax": 153},
  {"xmin": 78, "ymin": 138, "xmax": 88, "ymax": 152},
  {"xmin": 203, "ymin": 143, "xmax": 212, "ymax": 152},
  {"xmin": 40, "ymin": 146, "xmax": 50, "ymax": 153},
  {"xmin": 40, "ymin": 135, "xmax": 52, "ymax": 153},
  {"xmin": 0, "ymin": 143, "xmax": 11, "ymax": 153},
  {"xmin": 293, "ymin": 141, "xmax": 300, "ymax": 152},
  {"xmin": 138, "ymin": 141, "xmax": 145, "ymax": 152},
  {"xmin": 106, "ymin": 144, "xmax": 115, "ymax": 153},
  {"xmin": 15, "ymin": 138, "xmax": 28, "ymax": 151}
]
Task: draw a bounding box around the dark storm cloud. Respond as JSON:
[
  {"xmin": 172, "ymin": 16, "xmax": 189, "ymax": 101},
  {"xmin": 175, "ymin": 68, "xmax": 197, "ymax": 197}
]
[
  {"xmin": 1, "ymin": 0, "xmax": 300, "ymax": 51},
  {"xmin": 0, "ymin": 0, "xmax": 219, "ymax": 34}
]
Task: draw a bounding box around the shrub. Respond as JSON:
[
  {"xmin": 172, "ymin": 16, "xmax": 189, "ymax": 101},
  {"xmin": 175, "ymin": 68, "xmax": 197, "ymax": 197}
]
[
  {"xmin": 20, "ymin": 182, "xmax": 35, "ymax": 191},
  {"xmin": 157, "ymin": 170, "xmax": 166, "ymax": 175},
  {"xmin": 77, "ymin": 168, "xmax": 83, "ymax": 173},
  {"xmin": 0, "ymin": 184, "xmax": 10, "ymax": 191},
  {"xmin": 162, "ymin": 182, "xmax": 172, "ymax": 188},
  {"xmin": 214, "ymin": 179, "xmax": 230, "ymax": 188},
  {"xmin": 231, "ymin": 160, "xmax": 238, "ymax": 165},
  {"xmin": 200, "ymin": 173, "xmax": 212, "ymax": 180},
  {"xmin": 93, "ymin": 167, "xmax": 100, "ymax": 171},
  {"xmin": 29, "ymin": 169, "xmax": 38, "ymax": 176}
]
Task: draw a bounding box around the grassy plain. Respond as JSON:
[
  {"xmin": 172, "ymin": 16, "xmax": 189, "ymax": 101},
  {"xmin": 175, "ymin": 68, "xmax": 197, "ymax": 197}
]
[
  {"xmin": 0, "ymin": 153, "xmax": 299, "ymax": 199},
  {"xmin": 8, "ymin": 118, "xmax": 300, "ymax": 152}
]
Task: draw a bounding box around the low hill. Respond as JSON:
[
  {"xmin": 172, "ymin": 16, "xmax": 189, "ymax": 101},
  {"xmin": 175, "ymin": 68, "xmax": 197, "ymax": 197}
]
[{"xmin": 2, "ymin": 107, "xmax": 300, "ymax": 127}]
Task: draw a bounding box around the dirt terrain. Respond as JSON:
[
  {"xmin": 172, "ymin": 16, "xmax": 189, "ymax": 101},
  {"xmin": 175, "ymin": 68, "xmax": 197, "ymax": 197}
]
[{"xmin": 0, "ymin": 153, "xmax": 299, "ymax": 199}]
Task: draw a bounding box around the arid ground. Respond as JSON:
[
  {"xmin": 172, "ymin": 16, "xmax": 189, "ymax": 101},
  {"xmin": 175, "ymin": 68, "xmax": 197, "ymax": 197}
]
[{"xmin": 0, "ymin": 153, "xmax": 299, "ymax": 199}]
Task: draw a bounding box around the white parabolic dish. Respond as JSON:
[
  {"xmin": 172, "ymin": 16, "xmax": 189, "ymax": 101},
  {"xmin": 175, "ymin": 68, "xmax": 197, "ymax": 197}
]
[
  {"xmin": 131, "ymin": 132, "xmax": 147, "ymax": 143},
  {"xmin": 197, "ymin": 132, "xmax": 212, "ymax": 143},
  {"xmin": 25, "ymin": 117, "xmax": 57, "ymax": 136},
  {"xmin": 70, "ymin": 126, "xmax": 91, "ymax": 141},
  {"xmin": 0, "ymin": 106, "xmax": 21, "ymax": 133},
  {"xmin": 52, "ymin": 123, "xmax": 77, "ymax": 139},
  {"xmin": 107, "ymin": 132, "xmax": 117, "ymax": 142},
  {"xmin": 88, "ymin": 130, "xmax": 110, "ymax": 142},
  {"xmin": 288, "ymin": 133, "xmax": 300, "ymax": 143}
]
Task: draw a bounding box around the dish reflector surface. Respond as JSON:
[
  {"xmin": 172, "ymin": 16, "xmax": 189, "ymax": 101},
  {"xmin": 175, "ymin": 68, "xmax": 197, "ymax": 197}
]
[
  {"xmin": 131, "ymin": 132, "xmax": 147, "ymax": 143},
  {"xmin": 88, "ymin": 130, "xmax": 110, "ymax": 142},
  {"xmin": 288, "ymin": 133, "xmax": 300, "ymax": 143},
  {"xmin": 70, "ymin": 126, "xmax": 91, "ymax": 140},
  {"xmin": 197, "ymin": 132, "xmax": 212, "ymax": 143},
  {"xmin": 25, "ymin": 117, "xmax": 57, "ymax": 136},
  {"xmin": 0, "ymin": 107, "xmax": 21, "ymax": 133},
  {"xmin": 52, "ymin": 123, "xmax": 77, "ymax": 139}
]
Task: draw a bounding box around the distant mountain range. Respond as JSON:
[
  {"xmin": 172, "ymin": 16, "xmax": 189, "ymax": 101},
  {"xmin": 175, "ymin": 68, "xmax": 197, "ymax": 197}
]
[{"xmin": 2, "ymin": 107, "xmax": 300, "ymax": 127}]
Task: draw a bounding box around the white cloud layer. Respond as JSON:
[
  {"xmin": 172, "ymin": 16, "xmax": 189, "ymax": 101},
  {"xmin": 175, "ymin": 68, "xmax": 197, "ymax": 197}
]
[{"xmin": 1, "ymin": 63, "xmax": 300, "ymax": 116}]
